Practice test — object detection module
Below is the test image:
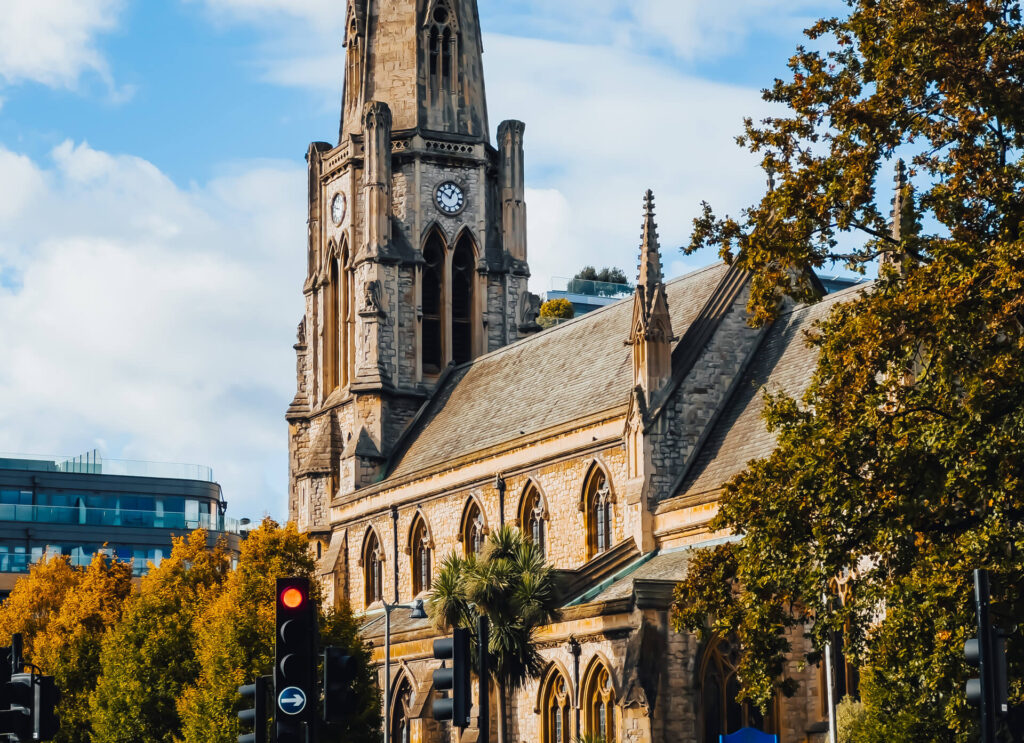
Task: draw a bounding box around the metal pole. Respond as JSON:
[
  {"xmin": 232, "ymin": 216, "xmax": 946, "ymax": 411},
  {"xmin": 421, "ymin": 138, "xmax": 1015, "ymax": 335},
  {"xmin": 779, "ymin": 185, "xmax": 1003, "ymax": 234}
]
[
  {"xmin": 569, "ymin": 637, "xmax": 581, "ymax": 741},
  {"xmin": 975, "ymin": 569, "xmax": 995, "ymax": 743},
  {"xmin": 391, "ymin": 506, "xmax": 399, "ymax": 605},
  {"xmin": 383, "ymin": 606, "xmax": 391, "ymax": 743},
  {"xmin": 824, "ymin": 641, "xmax": 838, "ymax": 743},
  {"xmin": 478, "ymin": 615, "xmax": 490, "ymax": 743},
  {"xmin": 495, "ymin": 474, "xmax": 506, "ymax": 526}
]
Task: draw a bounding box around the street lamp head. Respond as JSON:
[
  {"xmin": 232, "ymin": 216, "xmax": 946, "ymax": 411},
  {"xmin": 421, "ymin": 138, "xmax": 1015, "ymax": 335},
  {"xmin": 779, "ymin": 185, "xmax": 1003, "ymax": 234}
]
[{"xmin": 410, "ymin": 599, "xmax": 427, "ymax": 620}]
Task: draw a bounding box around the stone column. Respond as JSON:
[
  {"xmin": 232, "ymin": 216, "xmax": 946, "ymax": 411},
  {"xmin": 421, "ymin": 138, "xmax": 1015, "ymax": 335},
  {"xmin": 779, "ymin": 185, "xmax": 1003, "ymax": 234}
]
[{"xmin": 498, "ymin": 119, "xmax": 527, "ymax": 263}]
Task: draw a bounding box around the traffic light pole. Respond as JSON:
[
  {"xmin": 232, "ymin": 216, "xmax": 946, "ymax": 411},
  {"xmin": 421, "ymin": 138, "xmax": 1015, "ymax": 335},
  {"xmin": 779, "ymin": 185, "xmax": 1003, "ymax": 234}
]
[
  {"xmin": 974, "ymin": 569, "xmax": 995, "ymax": 743},
  {"xmin": 382, "ymin": 600, "xmax": 427, "ymax": 743}
]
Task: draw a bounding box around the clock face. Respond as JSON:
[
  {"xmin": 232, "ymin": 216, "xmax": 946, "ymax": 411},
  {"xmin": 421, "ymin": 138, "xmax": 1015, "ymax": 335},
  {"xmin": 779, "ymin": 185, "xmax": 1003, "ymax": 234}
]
[
  {"xmin": 331, "ymin": 193, "xmax": 347, "ymax": 225},
  {"xmin": 435, "ymin": 182, "xmax": 466, "ymax": 215}
]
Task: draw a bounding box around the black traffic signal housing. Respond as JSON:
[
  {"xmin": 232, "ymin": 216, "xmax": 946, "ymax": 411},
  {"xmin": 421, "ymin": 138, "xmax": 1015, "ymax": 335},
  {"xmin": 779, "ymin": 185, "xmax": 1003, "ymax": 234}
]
[
  {"xmin": 322, "ymin": 647, "xmax": 356, "ymax": 725},
  {"xmin": 275, "ymin": 578, "xmax": 316, "ymax": 743},
  {"xmin": 965, "ymin": 628, "xmax": 1009, "ymax": 716},
  {"xmin": 432, "ymin": 628, "xmax": 471, "ymax": 728},
  {"xmin": 238, "ymin": 676, "xmax": 269, "ymax": 743},
  {"xmin": 0, "ymin": 633, "xmax": 58, "ymax": 743}
]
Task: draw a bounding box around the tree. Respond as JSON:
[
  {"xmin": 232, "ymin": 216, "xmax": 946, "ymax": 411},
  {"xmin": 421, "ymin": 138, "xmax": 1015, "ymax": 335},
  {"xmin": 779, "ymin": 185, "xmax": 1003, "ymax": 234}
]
[
  {"xmin": 539, "ymin": 298, "xmax": 575, "ymax": 328},
  {"xmin": 573, "ymin": 266, "xmax": 631, "ymax": 286},
  {"xmin": 0, "ymin": 556, "xmax": 79, "ymax": 659},
  {"xmin": 90, "ymin": 531, "xmax": 231, "ymax": 743},
  {"xmin": 0, "ymin": 554, "xmax": 132, "ymax": 743},
  {"xmin": 540, "ymin": 299, "xmax": 575, "ymax": 320},
  {"xmin": 178, "ymin": 519, "xmax": 378, "ymax": 743},
  {"xmin": 673, "ymin": 1, "xmax": 1024, "ymax": 740},
  {"xmin": 428, "ymin": 525, "xmax": 561, "ymax": 743}
]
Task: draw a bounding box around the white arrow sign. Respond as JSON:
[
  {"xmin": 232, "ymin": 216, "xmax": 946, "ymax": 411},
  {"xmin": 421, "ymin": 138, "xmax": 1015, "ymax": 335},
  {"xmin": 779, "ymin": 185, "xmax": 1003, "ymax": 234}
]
[{"xmin": 278, "ymin": 686, "xmax": 307, "ymax": 716}]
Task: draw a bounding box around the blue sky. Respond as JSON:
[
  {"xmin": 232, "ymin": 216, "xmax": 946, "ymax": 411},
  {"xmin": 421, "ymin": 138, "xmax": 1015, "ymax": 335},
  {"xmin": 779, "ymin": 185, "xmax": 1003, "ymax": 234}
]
[{"xmin": 0, "ymin": 0, "xmax": 843, "ymax": 520}]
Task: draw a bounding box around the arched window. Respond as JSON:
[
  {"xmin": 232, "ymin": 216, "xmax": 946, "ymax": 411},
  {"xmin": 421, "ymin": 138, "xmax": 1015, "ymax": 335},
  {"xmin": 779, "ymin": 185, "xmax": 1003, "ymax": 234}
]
[
  {"xmin": 451, "ymin": 233, "xmax": 475, "ymax": 365},
  {"xmin": 461, "ymin": 500, "xmax": 486, "ymax": 556},
  {"xmin": 520, "ymin": 484, "xmax": 546, "ymax": 556},
  {"xmin": 540, "ymin": 671, "xmax": 572, "ymax": 743},
  {"xmin": 421, "ymin": 231, "xmax": 445, "ymax": 374},
  {"xmin": 410, "ymin": 516, "xmax": 431, "ymax": 596},
  {"xmin": 325, "ymin": 257, "xmax": 341, "ymax": 392},
  {"xmin": 391, "ymin": 677, "xmax": 413, "ymax": 743},
  {"xmin": 340, "ymin": 243, "xmax": 354, "ymax": 389},
  {"xmin": 363, "ymin": 530, "xmax": 384, "ymax": 607},
  {"xmin": 426, "ymin": 2, "xmax": 457, "ymax": 106},
  {"xmin": 584, "ymin": 468, "xmax": 613, "ymax": 558},
  {"xmin": 583, "ymin": 663, "xmax": 616, "ymax": 742},
  {"xmin": 700, "ymin": 637, "xmax": 772, "ymax": 743}
]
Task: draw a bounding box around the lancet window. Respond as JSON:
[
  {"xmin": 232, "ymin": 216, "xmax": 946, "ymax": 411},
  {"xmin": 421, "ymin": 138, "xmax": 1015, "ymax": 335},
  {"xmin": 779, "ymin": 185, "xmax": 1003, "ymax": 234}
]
[
  {"xmin": 364, "ymin": 530, "xmax": 384, "ymax": 607},
  {"xmin": 426, "ymin": 1, "xmax": 458, "ymax": 106},
  {"xmin": 541, "ymin": 671, "xmax": 572, "ymax": 743},
  {"xmin": 700, "ymin": 637, "xmax": 772, "ymax": 743},
  {"xmin": 410, "ymin": 515, "xmax": 431, "ymax": 596},
  {"xmin": 421, "ymin": 232, "xmax": 445, "ymax": 374},
  {"xmin": 325, "ymin": 257, "xmax": 341, "ymax": 392},
  {"xmin": 451, "ymin": 233, "xmax": 476, "ymax": 365},
  {"xmin": 583, "ymin": 663, "xmax": 616, "ymax": 742},
  {"xmin": 340, "ymin": 244, "xmax": 354, "ymax": 388},
  {"xmin": 585, "ymin": 468, "xmax": 613, "ymax": 558},
  {"xmin": 343, "ymin": 10, "xmax": 364, "ymax": 123},
  {"xmin": 520, "ymin": 484, "xmax": 546, "ymax": 556},
  {"xmin": 462, "ymin": 500, "xmax": 486, "ymax": 556},
  {"xmin": 390, "ymin": 677, "xmax": 413, "ymax": 743}
]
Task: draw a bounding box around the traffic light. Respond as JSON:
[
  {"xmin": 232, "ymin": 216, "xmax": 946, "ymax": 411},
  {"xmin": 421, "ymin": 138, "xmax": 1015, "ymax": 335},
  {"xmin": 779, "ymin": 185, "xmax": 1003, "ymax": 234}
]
[
  {"xmin": 966, "ymin": 628, "xmax": 1009, "ymax": 713},
  {"xmin": 322, "ymin": 647, "xmax": 355, "ymax": 724},
  {"xmin": 8, "ymin": 674, "xmax": 58, "ymax": 742},
  {"xmin": 432, "ymin": 628, "xmax": 471, "ymax": 728},
  {"xmin": 238, "ymin": 676, "xmax": 269, "ymax": 743},
  {"xmin": 33, "ymin": 675, "xmax": 58, "ymax": 742},
  {"xmin": 0, "ymin": 633, "xmax": 58, "ymax": 742},
  {"xmin": 275, "ymin": 578, "xmax": 316, "ymax": 743},
  {"xmin": 965, "ymin": 569, "xmax": 1010, "ymax": 743}
]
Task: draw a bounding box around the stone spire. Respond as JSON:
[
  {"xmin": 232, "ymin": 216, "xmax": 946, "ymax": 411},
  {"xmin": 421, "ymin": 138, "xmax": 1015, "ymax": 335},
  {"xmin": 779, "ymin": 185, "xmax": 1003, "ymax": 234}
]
[
  {"xmin": 629, "ymin": 190, "xmax": 674, "ymax": 395},
  {"xmin": 339, "ymin": 0, "xmax": 490, "ymax": 142},
  {"xmin": 883, "ymin": 159, "xmax": 917, "ymax": 273},
  {"xmin": 636, "ymin": 189, "xmax": 664, "ymax": 317}
]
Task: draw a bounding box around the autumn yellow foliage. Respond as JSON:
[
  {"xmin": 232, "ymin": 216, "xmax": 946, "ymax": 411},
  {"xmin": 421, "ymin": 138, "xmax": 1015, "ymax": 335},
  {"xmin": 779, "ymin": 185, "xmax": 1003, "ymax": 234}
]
[{"xmin": 0, "ymin": 521, "xmax": 378, "ymax": 743}]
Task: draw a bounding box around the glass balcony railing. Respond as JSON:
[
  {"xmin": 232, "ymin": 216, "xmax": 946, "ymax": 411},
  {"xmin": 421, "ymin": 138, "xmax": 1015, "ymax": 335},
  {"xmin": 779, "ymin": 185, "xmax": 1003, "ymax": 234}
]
[
  {"xmin": 0, "ymin": 550, "xmax": 166, "ymax": 577},
  {"xmin": 550, "ymin": 277, "xmax": 634, "ymax": 299},
  {"xmin": 0, "ymin": 451, "xmax": 215, "ymax": 483},
  {"xmin": 0, "ymin": 504, "xmax": 241, "ymax": 533}
]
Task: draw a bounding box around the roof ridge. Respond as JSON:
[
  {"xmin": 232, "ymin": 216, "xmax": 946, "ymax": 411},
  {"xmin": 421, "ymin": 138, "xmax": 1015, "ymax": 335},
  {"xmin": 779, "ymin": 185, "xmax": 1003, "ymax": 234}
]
[
  {"xmin": 771, "ymin": 279, "xmax": 873, "ymax": 321},
  {"xmin": 444, "ymin": 261, "xmax": 730, "ymax": 372}
]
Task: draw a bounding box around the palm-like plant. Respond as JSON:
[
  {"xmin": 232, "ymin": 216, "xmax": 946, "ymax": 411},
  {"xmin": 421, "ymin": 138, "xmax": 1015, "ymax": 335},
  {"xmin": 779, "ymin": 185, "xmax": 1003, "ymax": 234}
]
[{"xmin": 427, "ymin": 525, "xmax": 561, "ymax": 743}]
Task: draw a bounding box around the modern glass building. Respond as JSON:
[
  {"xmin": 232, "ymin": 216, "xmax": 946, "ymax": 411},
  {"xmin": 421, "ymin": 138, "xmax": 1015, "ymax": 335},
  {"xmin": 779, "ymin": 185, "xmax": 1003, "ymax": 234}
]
[
  {"xmin": 0, "ymin": 450, "xmax": 243, "ymax": 598},
  {"xmin": 544, "ymin": 277, "xmax": 634, "ymax": 321}
]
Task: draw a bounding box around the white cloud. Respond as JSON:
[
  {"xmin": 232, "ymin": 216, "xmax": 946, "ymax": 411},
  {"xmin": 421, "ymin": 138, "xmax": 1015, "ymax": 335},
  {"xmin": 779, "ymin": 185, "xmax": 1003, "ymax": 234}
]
[
  {"xmin": 485, "ymin": 35, "xmax": 773, "ymax": 290},
  {"xmin": 0, "ymin": 141, "xmax": 307, "ymax": 520},
  {"xmin": 0, "ymin": 0, "xmax": 124, "ymax": 90},
  {"xmin": 630, "ymin": 0, "xmax": 836, "ymax": 60}
]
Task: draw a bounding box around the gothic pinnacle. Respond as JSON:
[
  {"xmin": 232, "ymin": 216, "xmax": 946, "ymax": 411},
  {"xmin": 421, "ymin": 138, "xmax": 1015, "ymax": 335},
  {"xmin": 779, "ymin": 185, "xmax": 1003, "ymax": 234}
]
[{"xmin": 637, "ymin": 189, "xmax": 664, "ymax": 312}]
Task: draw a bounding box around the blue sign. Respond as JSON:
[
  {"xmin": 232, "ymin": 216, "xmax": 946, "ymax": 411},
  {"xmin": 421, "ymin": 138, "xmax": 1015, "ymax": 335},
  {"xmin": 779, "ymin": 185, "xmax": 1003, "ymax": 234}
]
[{"xmin": 278, "ymin": 686, "xmax": 307, "ymax": 716}]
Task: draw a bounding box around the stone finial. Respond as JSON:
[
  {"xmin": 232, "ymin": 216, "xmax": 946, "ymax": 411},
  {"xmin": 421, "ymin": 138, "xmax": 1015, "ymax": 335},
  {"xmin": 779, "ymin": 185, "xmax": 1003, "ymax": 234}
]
[
  {"xmin": 884, "ymin": 159, "xmax": 918, "ymax": 273},
  {"xmin": 629, "ymin": 190, "xmax": 674, "ymax": 394},
  {"xmin": 891, "ymin": 159, "xmax": 909, "ymax": 242},
  {"xmin": 637, "ymin": 190, "xmax": 665, "ymax": 314}
]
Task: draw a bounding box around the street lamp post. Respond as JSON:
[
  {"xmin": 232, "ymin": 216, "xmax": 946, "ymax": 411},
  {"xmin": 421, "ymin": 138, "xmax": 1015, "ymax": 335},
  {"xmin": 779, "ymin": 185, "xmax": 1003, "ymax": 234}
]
[{"xmin": 383, "ymin": 598, "xmax": 427, "ymax": 743}]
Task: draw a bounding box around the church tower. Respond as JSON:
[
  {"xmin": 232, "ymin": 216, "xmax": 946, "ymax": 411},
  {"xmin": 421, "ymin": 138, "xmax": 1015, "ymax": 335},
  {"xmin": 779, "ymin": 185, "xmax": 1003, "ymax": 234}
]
[{"xmin": 288, "ymin": 0, "xmax": 537, "ymax": 537}]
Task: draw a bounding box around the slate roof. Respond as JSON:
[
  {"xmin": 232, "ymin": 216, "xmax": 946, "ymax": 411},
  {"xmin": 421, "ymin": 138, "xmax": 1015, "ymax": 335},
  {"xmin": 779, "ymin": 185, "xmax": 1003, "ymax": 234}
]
[
  {"xmin": 570, "ymin": 548, "xmax": 696, "ymax": 606},
  {"xmin": 384, "ymin": 263, "xmax": 731, "ymax": 482},
  {"xmin": 677, "ymin": 284, "xmax": 867, "ymax": 499}
]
